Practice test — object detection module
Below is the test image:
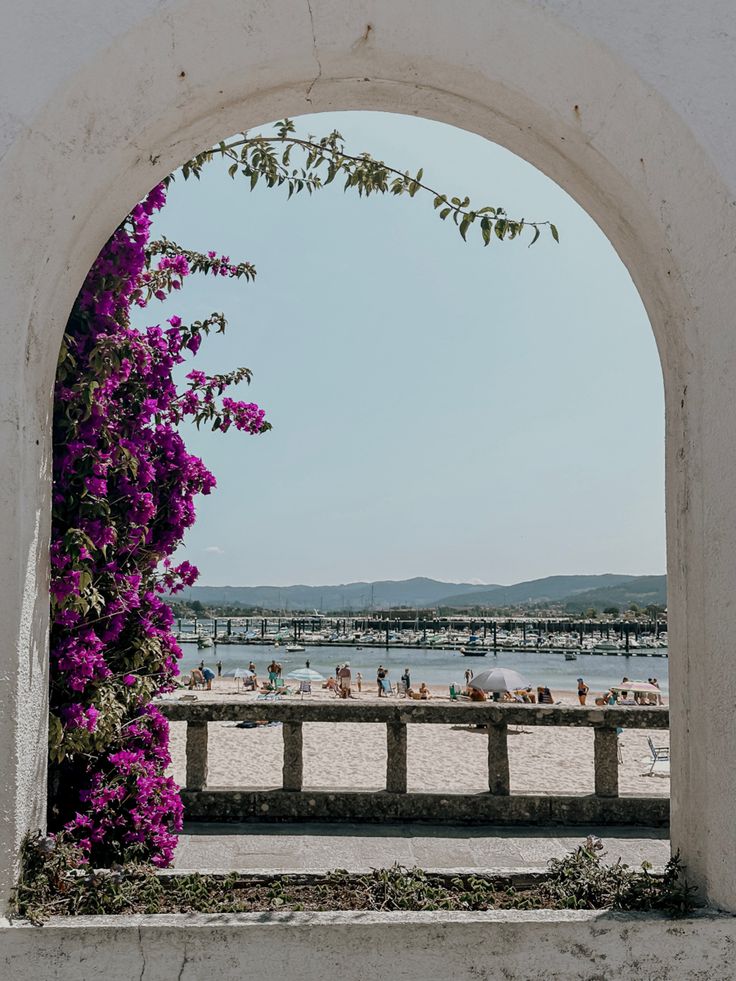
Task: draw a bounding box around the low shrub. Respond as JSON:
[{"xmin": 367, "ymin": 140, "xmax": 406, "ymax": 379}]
[{"xmin": 11, "ymin": 834, "xmax": 696, "ymax": 924}]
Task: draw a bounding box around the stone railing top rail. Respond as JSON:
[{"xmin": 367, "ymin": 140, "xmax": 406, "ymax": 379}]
[{"xmin": 157, "ymin": 698, "xmax": 668, "ymax": 728}]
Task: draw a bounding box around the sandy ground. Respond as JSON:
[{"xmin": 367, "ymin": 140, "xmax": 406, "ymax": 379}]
[{"xmin": 166, "ymin": 680, "xmax": 669, "ymax": 798}]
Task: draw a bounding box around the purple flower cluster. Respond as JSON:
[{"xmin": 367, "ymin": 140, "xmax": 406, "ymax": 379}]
[{"xmin": 50, "ymin": 182, "xmax": 267, "ymax": 867}]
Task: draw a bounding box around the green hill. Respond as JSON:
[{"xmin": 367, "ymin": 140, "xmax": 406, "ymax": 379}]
[
  {"xmin": 558, "ymin": 576, "xmax": 667, "ymax": 613},
  {"xmin": 177, "ymin": 577, "xmax": 497, "ymax": 611},
  {"xmin": 177, "ymin": 573, "xmax": 666, "ymax": 613},
  {"xmin": 433, "ymin": 574, "xmax": 638, "ymax": 609}
]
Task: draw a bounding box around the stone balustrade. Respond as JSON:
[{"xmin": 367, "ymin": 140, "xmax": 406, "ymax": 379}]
[{"xmin": 159, "ymin": 700, "xmax": 669, "ymax": 826}]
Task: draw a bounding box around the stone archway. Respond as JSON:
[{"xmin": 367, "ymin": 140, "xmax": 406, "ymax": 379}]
[{"xmin": 1, "ymin": 0, "xmax": 735, "ymax": 910}]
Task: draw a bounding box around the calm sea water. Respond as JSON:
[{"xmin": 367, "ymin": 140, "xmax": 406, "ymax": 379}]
[{"xmin": 178, "ymin": 642, "xmax": 669, "ymax": 694}]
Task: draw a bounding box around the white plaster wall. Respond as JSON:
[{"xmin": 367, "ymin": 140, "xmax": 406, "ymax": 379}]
[
  {"xmin": 2, "ymin": 910, "xmax": 736, "ymax": 981},
  {"xmin": 1, "ymin": 0, "xmax": 736, "ymax": 911}
]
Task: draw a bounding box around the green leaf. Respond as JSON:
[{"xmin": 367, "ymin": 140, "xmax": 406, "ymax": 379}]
[
  {"xmin": 439, "ymin": 208, "xmax": 451, "ymax": 220},
  {"xmin": 528, "ymin": 226, "xmax": 541, "ymax": 247},
  {"xmin": 459, "ymin": 217, "xmax": 470, "ymax": 241},
  {"xmin": 550, "ymin": 224, "xmax": 560, "ymax": 243}
]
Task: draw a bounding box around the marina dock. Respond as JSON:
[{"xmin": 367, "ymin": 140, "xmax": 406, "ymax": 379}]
[{"xmin": 174, "ymin": 614, "xmax": 668, "ymax": 656}]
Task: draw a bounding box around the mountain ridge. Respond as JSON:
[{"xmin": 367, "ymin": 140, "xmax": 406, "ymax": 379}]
[
  {"xmin": 433, "ymin": 574, "xmax": 638, "ymax": 608},
  {"xmin": 178, "ymin": 576, "xmax": 497, "ymax": 611},
  {"xmin": 177, "ymin": 573, "xmax": 666, "ymax": 612}
]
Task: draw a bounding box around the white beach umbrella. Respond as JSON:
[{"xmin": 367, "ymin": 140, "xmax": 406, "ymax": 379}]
[
  {"xmin": 225, "ymin": 668, "xmax": 255, "ymax": 679},
  {"xmin": 611, "ymin": 681, "xmax": 660, "ymax": 693},
  {"xmin": 469, "ymin": 667, "xmax": 530, "ymax": 692},
  {"xmin": 286, "ymin": 668, "xmax": 326, "ymax": 683}
]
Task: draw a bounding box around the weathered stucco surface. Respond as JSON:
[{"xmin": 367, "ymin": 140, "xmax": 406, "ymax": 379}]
[
  {"xmin": 2, "ymin": 0, "xmax": 736, "ymax": 917},
  {"xmin": 2, "ymin": 910, "xmax": 736, "ymax": 981}
]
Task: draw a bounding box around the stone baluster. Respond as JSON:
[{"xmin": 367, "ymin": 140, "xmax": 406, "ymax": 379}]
[
  {"xmin": 488, "ymin": 723, "xmax": 510, "ymax": 795},
  {"xmin": 594, "ymin": 726, "xmax": 620, "ymax": 797},
  {"xmin": 386, "ymin": 721, "xmax": 408, "ymax": 793},
  {"xmin": 283, "ymin": 721, "xmax": 304, "ymax": 791},
  {"xmin": 186, "ymin": 721, "xmax": 209, "ymax": 790}
]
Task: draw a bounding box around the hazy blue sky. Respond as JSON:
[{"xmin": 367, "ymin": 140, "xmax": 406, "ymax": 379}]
[{"xmin": 138, "ymin": 111, "xmax": 665, "ymax": 587}]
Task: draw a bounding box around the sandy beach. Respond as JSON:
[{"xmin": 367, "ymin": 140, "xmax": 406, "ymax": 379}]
[{"xmin": 166, "ymin": 679, "xmax": 669, "ymax": 799}]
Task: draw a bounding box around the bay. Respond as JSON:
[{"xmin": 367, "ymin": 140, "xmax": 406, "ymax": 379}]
[{"xmin": 178, "ymin": 642, "xmax": 669, "ymax": 695}]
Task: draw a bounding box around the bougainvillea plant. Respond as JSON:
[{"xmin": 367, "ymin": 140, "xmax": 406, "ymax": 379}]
[{"xmin": 49, "ymin": 120, "xmax": 556, "ymax": 867}]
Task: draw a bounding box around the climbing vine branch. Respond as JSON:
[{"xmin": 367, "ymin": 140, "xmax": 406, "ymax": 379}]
[{"xmin": 172, "ymin": 119, "xmax": 559, "ymax": 248}]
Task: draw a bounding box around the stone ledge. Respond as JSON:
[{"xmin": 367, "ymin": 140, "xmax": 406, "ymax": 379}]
[
  {"xmin": 181, "ymin": 789, "xmax": 670, "ymax": 826},
  {"xmin": 1, "ymin": 909, "xmax": 733, "ymax": 980},
  {"xmin": 159, "ymin": 699, "xmax": 669, "ymax": 728}
]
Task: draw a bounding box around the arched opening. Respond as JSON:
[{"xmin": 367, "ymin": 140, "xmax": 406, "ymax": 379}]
[
  {"xmin": 3, "ymin": 0, "xmax": 736, "ymax": 912},
  {"xmin": 50, "ymin": 109, "xmax": 669, "ymax": 874}
]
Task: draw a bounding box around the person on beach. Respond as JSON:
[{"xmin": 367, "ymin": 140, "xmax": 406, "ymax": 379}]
[
  {"xmin": 620, "ymin": 677, "xmax": 630, "ymax": 698},
  {"xmin": 188, "ymin": 668, "xmax": 205, "ymax": 689},
  {"xmin": 469, "ymin": 686, "xmax": 487, "ymax": 701},
  {"xmin": 377, "ymin": 665, "xmax": 387, "ymax": 696},
  {"xmin": 356, "ymin": 671, "xmax": 363, "ymax": 693},
  {"xmin": 648, "ymin": 678, "xmax": 664, "ymax": 705},
  {"xmin": 216, "ymin": 659, "xmax": 223, "ymax": 677},
  {"xmin": 305, "ymin": 659, "xmax": 310, "ymax": 669},
  {"xmin": 202, "ymin": 666, "xmax": 215, "ymax": 690},
  {"xmin": 338, "ymin": 662, "xmax": 352, "ymax": 698},
  {"xmin": 595, "ymin": 688, "xmax": 616, "ymax": 706},
  {"xmin": 577, "ymin": 677, "xmax": 589, "ymax": 705},
  {"xmin": 418, "ymin": 682, "xmax": 431, "ymax": 700},
  {"xmin": 249, "ymin": 660, "xmax": 256, "ymax": 674},
  {"xmin": 401, "ymin": 668, "xmax": 411, "ymax": 692},
  {"xmin": 464, "ymin": 668, "xmax": 473, "ymax": 685},
  {"xmin": 198, "ymin": 660, "xmax": 205, "ymax": 672},
  {"xmin": 268, "ymin": 660, "xmax": 279, "ymax": 683}
]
